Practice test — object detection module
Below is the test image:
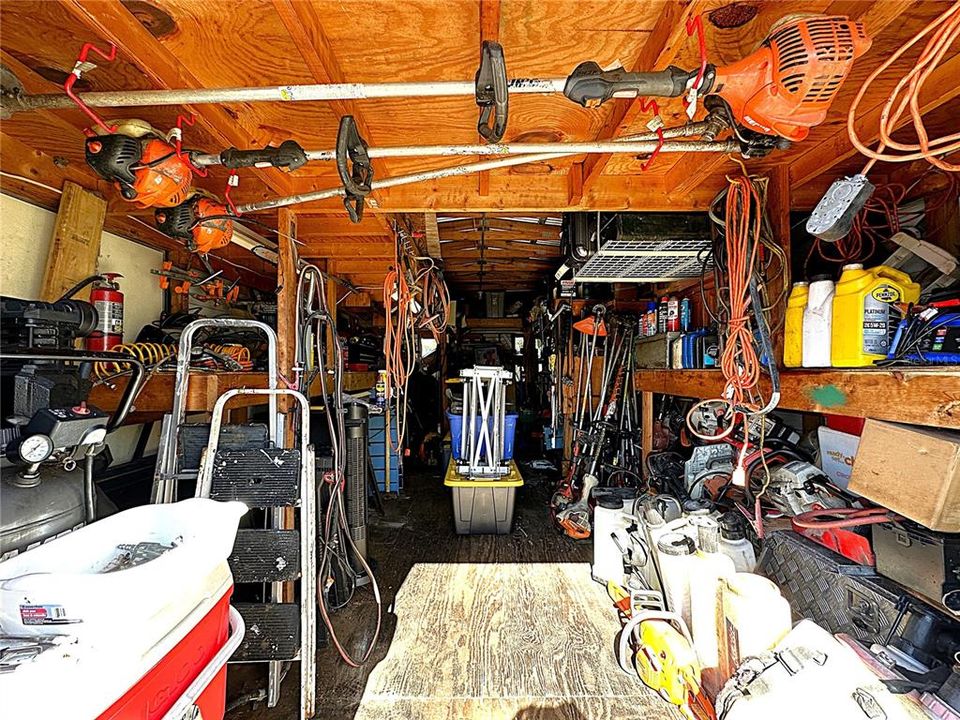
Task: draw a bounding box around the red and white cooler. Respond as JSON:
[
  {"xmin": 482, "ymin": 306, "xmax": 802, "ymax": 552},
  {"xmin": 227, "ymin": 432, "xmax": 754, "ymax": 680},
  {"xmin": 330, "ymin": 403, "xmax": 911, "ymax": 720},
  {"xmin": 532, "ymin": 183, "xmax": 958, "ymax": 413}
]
[{"xmin": 0, "ymin": 498, "xmax": 247, "ymax": 720}]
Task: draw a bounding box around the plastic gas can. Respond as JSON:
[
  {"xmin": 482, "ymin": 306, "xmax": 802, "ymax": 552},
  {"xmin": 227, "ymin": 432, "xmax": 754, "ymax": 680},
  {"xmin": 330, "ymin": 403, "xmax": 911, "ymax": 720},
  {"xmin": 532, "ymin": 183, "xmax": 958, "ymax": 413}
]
[
  {"xmin": 831, "ymin": 264, "xmax": 920, "ymax": 367},
  {"xmin": 802, "ymin": 276, "xmax": 834, "ymax": 368},
  {"xmin": 784, "ymin": 282, "xmax": 808, "ymax": 368}
]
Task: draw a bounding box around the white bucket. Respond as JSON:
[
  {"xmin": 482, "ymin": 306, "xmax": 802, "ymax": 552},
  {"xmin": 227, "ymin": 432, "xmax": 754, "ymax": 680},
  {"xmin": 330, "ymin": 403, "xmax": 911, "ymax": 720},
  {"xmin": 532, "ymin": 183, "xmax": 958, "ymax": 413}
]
[{"xmin": 0, "ymin": 498, "xmax": 246, "ymax": 644}]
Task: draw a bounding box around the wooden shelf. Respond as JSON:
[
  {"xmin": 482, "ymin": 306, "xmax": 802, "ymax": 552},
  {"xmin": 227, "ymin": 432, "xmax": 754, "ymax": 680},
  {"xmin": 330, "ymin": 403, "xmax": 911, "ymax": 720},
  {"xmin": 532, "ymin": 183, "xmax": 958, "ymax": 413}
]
[
  {"xmin": 90, "ymin": 371, "xmax": 380, "ymax": 423},
  {"xmin": 634, "ymin": 367, "xmax": 960, "ymax": 430}
]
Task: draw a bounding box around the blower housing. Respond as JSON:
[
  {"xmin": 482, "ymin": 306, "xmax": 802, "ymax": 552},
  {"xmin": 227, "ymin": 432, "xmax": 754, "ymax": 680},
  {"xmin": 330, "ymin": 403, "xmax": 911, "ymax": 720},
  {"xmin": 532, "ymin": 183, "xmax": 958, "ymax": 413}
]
[
  {"xmin": 712, "ymin": 15, "xmax": 872, "ymax": 142},
  {"xmin": 155, "ymin": 196, "xmax": 233, "ymax": 254},
  {"xmin": 85, "ymin": 135, "xmax": 192, "ymax": 209}
]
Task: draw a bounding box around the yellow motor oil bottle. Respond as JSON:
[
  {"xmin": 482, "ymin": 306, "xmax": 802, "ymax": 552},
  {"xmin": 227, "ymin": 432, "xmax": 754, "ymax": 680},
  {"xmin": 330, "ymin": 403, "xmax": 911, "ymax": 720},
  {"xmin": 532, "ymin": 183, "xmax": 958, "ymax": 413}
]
[
  {"xmin": 784, "ymin": 282, "xmax": 808, "ymax": 368},
  {"xmin": 831, "ymin": 264, "xmax": 920, "ymax": 367}
]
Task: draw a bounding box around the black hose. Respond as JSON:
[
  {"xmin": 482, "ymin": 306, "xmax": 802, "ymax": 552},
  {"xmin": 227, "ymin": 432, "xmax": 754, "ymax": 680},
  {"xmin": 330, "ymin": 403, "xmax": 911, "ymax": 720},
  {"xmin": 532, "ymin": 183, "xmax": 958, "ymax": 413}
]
[
  {"xmin": 84, "ymin": 452, "xmax": 96, "ymax": 522},
  {"xmin": 57, "ymin": 274, "xmax": 106, "ymax": 302}
]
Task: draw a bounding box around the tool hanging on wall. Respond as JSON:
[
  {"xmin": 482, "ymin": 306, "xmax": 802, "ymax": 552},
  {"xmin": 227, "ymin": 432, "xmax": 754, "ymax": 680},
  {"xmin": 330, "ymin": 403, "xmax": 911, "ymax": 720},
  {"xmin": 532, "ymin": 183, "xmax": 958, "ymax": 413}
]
[{"xmin": 153, "ymin": 261, "xmax": 240, "ymax": 306}]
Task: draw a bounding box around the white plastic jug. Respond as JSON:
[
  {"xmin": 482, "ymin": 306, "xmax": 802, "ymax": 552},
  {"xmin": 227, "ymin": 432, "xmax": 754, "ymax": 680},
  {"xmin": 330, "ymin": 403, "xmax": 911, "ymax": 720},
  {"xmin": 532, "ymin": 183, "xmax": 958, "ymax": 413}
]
[
  {"xmin": 656, "ymin": 532, "xmax": 696, "ymax": 629},
  {"xmin": 718, "ymin": 573, "xmax": 792, "ymax": 687},
  {"xmin": 592, "ymin": 496, "xmax": 632, "ymax": 585},
  {"xmin": 802, "ymin": 277, "xmax": 835, "ymax": 368},
  {"xmin": 719, "ymin": 512, "xmax": 756, "ymax": 573},
  {"xmin": 0, "ymin": 498, "xmax": 246, "ymax": 643}
]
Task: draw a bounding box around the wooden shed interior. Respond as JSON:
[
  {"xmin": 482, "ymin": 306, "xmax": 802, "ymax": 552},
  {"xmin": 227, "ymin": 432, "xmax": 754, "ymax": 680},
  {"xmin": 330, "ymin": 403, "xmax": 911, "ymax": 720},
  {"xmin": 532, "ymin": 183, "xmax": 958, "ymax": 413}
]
[{"xmin": 1, "ymin": 1, "xmax": 959, "ymax": 719}]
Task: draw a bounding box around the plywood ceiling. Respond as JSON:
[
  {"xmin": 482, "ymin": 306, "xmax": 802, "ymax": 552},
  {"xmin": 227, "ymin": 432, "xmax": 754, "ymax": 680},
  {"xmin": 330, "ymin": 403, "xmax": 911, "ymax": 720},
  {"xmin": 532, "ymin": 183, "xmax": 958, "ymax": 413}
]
[{"xmin": 0, "ymin": 0, "xmax": 956, "ymax": 296}]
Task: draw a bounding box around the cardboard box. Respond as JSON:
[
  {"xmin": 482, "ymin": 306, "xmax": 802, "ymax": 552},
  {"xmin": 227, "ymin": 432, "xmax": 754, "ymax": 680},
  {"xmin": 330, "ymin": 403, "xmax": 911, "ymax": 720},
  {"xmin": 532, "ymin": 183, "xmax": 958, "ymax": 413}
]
[
  {"xmin": 848, "ymin": 420, "xmax": 960, "ymax": 532},
  {"xmin": 817, "ymin": 426, "xmax": 860, "ymax": 490}
]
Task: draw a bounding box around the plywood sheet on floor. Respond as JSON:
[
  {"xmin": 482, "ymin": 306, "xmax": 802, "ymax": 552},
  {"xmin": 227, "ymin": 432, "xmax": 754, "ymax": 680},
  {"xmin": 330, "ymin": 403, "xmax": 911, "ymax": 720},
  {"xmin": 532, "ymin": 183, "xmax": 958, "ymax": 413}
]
[{"xmin": 354, "ymin": 562, "xmax": 680, "ymax": 720}]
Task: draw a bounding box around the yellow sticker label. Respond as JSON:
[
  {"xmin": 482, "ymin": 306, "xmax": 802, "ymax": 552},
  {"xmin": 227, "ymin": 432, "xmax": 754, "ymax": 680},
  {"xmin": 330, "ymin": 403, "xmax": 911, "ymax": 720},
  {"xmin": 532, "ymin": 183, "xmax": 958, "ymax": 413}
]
[{"xmin": 871, "ymin": 284, "xmax": 901, "ymax": 303}]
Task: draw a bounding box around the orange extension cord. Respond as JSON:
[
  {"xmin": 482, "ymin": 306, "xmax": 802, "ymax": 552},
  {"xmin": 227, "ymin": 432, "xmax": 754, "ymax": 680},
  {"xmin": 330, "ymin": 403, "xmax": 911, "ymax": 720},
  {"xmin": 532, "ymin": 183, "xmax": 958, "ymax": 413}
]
[
  {"xmin": 849, "ymin": 1, "xmax": 960, "ymax": 173},
  {"xmin": 720, "ymin": 176, "xmax": 763, "ymax": 412},
  {"xmin": 382, "ymin": 236, "xmax": 450, "ymax": 452}
]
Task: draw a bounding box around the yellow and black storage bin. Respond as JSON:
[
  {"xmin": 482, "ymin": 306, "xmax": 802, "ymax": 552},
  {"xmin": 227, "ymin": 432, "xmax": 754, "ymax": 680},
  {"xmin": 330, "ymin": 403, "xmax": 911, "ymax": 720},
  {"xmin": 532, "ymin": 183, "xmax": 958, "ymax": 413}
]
[{"xmin": 444, "ymin": 459, "xmax": 523, "ymax": 535}]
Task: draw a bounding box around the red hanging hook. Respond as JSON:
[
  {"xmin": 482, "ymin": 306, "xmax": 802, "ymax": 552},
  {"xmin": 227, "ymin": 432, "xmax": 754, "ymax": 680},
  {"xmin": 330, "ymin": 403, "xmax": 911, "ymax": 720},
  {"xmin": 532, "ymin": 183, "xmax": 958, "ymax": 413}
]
[
  {"xmin": 224, "ymin": 171, "xmax": 241, "ymax": 216},
  {"xmin": 64, "ymin": 42, "xmax": 119, "ymax": 134},
  {"xmin": 683, "ymin": 14, "xmax": 708, "ymax": 116},
  {"xmin": 174, "ymin": 113, "xmax": 208, "ymax": 177},
  {"xmin": 637, "ymin": 98, "xmax": 665, "ymax": 171}
]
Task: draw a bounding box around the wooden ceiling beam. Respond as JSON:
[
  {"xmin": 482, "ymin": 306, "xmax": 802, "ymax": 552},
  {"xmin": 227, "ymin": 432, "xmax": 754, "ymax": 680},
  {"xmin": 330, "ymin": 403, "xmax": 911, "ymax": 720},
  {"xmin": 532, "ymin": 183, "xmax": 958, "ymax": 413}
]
[
  {"xmin": 570, "ymin": 0, "xmax": 706, "ymax": 203},
  {"xmin": 424, "ymin": 213, "xmax": 442, "ymax": 259},
  {"xmin": 58, "ymin": 0, "xmax": 293, "ymax": 198},
  {"xmin": 300, "ymin": 242, "xmax": 396, "ymax": 258},
  {"xmin": 271, "ymin": 0, "xmax": 392, "ymax": 234},
  {"xmin": 438, "ymin": 218, "xmax": 560, "ymax": 237},
  {"xmin": 296, "ymin": 213, "xmax": 393, "ymax": 238}
]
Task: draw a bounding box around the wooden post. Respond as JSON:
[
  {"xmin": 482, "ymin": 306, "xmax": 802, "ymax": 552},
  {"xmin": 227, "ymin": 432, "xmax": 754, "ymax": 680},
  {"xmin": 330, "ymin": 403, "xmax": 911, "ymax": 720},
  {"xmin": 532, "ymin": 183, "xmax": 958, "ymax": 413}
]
[
  {"xmin": 641, "ymin": 391, "xmax": 654, "ymax": 481},
  {"xmin": 277, "ymin": 208, "xmax": 299, "ymax": 391},
  {"xmin": 767, "ymin": 165, "xmax": 791, "ymax": 367},
  {"xmin": 40, "ymin": 181, "xmax": 106, "ymax": 301},
  {"xmin": 276, "ymin": 208, "xmax": 298, "ymax": 602}
]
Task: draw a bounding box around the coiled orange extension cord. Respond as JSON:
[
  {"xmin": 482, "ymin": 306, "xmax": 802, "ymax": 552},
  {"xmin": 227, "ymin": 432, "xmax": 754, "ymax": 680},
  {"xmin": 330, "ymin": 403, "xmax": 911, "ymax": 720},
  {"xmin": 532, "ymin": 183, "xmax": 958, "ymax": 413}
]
[
  {"xmin": 849, "ymin": 1, "xmax": 960, "ymax": 173},
  {"xmin": 720, "ymin": 175, "xmax": 763, "ymax": 412}
]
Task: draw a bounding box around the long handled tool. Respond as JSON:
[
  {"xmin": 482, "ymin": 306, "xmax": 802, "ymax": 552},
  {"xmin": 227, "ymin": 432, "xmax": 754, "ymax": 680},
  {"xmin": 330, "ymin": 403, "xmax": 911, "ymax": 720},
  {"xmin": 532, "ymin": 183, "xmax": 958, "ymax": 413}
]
[{"xmin": 3, "ymin": 15, "xmax": 870, "ymax": 146}]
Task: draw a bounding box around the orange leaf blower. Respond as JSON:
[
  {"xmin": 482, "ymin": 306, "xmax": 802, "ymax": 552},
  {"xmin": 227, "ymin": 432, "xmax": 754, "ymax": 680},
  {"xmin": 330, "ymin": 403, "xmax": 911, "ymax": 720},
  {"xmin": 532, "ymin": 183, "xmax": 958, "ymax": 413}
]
[{"xmin": 564, "ymin": 15, "xmax": 871, "ymax": 143}]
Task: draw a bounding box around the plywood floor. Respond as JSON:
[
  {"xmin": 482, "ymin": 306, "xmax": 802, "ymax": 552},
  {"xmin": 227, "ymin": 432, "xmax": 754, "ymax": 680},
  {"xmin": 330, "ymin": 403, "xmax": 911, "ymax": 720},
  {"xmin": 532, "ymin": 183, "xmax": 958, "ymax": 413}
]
[
  {"xmin": 354, "ymin": 561, "xmax": 680, "ymax": 720},
  {"xmin": 229, "ymin": 464, "xmax": 678, "ymax": 720}
]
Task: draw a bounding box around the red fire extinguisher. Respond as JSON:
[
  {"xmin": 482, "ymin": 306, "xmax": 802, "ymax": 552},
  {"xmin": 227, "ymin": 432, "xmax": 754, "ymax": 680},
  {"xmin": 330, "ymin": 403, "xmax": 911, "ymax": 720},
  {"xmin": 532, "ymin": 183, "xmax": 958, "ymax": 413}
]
[{"xmin": 86, "ymin": 273, "xmax": 124, "ymax": 351}]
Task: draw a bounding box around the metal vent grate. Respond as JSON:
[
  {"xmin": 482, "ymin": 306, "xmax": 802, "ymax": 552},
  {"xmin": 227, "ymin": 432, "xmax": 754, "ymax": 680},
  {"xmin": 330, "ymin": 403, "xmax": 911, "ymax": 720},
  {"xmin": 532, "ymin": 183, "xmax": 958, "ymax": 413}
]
[{"xmin": 575, "ymin": 236, "xmax": 712, "ymax": 282}]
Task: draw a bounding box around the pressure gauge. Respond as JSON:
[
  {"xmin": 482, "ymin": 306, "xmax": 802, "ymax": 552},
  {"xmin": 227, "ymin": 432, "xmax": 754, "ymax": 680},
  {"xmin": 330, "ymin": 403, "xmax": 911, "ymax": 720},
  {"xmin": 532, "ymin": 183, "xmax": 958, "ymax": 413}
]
[{"xmin": 18, "ymin": 434, "xmax": 54, "ymax": 464}]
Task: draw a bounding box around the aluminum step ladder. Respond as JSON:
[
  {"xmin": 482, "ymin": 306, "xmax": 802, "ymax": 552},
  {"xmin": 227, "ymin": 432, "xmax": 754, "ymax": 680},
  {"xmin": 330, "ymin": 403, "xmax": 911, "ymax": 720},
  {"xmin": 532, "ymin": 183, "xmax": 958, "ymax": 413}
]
[
  {"xmin": 198, "ymin": 387, "xmax": 317, "ymax": 718},
  {"xmin": 151, "ymin": 318, "xmax": 280, "ymax": 504}
]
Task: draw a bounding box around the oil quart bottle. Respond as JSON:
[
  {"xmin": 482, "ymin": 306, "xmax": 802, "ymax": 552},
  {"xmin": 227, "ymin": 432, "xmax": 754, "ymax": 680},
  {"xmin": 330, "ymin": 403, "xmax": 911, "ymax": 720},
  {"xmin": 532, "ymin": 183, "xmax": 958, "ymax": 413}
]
[
  {"xmin": 802, "ymin": 276, "xmax": 835, "ymax": 368},
  {"xmin": 784, "ymin": 282, "xmax": 808, "ymax": 368},
  {"xmin": 831, "ymin": 264, "xmax": 920, "ymax": 367}
]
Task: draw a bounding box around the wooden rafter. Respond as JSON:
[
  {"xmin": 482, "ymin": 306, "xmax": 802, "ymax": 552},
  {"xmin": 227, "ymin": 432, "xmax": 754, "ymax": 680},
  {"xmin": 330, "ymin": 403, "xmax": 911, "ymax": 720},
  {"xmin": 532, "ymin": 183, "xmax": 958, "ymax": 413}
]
[
  {"xmin": 58, "ymin": 0, "xmax": 293, "ymax": 198},
  {"xmin": 570, "ymin": 0, "xmax": 706, "ymax": 204},
  {"xmin": 271, "ymin": 0, "xmax": 392, "ymax": 234},
  {"xmin": 424, "ymin": 213, "xmax": 442, "ymax": 259}
]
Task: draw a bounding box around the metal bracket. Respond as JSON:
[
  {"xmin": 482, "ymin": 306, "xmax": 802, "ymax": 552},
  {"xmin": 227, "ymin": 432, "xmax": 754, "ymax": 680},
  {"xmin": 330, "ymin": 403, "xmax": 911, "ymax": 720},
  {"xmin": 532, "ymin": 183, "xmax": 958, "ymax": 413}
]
[
  {"xmin": 475, "ymin": 41, "xmax": 509, "ymax": 143},
  {"xmin": 336, "ymin": 115, "xmax": 373, "ymax": 223}
]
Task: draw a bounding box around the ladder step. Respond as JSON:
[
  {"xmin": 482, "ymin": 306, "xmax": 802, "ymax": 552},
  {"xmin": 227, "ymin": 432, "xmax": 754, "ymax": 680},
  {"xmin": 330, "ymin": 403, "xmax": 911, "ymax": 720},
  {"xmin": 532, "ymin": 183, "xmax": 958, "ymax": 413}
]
[
  {"xmin": 232, "ymin": 603, "xmax": 300, "ymax": 662},
  {"xmin": 229, "ymin": 529, "xmax": 301, "ymax": 583},
  {"xmin": 178, "ymin": 423, "xmax": 269, "ymax": 470},
  {"xmin": 209, "ymin": 448, "xmax": 301, "ymax": 506}
]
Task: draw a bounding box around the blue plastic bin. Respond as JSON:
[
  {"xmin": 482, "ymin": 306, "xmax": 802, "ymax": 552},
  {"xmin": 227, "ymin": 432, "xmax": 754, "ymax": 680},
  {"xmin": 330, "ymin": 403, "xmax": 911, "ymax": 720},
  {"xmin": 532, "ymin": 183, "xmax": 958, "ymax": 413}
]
[{"xmin": 448, "ymin": 412, "xmax": 517, "ymax": 461}]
